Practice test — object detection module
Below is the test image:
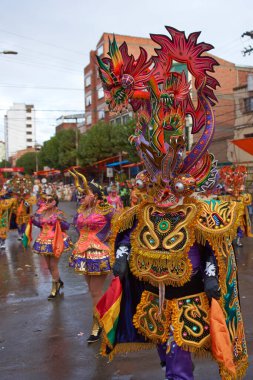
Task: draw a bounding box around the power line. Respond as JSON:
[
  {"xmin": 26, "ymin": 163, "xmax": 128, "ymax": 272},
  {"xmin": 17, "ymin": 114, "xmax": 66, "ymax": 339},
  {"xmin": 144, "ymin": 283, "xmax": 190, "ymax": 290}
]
[
  {"xmin": 0, "ymin": 28, "xmax": 86, "ymax": 56},
  {"xmin": 0, "ymin": 84, "xmax": 83, "ymax": 91}
]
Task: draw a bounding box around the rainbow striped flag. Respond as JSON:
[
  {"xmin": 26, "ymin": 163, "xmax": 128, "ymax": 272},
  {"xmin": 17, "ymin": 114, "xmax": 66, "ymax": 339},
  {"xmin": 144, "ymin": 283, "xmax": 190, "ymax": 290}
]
[
  {"xmin": 22, "ymin": 219, "xmax": 32, "ymax": 248},
  {"xmin": 95, "ymin": 276, "xmax": 122, "ymax": 350}
]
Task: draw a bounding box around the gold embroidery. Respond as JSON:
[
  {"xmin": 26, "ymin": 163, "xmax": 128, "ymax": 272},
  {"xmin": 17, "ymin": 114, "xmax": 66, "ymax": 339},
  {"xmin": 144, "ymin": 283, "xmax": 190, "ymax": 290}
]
[
  {"xmin": 133, "ymin": 290, "xmax": 210, "ymax": 353},
  {"xmin": 133, "ymin": 290, "xmax": 170, "ymax": 343},
  {"xmin": 169, "ymin": 292, "xmax": 210, "ymax": 352},
  {"xmin": 130, "ymin": 202, "xmax": 198, "ymax": 286}
]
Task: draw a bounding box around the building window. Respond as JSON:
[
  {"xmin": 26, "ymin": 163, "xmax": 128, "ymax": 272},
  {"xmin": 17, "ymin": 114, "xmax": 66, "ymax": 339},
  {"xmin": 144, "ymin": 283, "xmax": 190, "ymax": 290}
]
[
  {"xmin": 97, "ymin": 44, "xmax": 103, "ymax": 56},
  {"xmin": 248, "ymin": 74, "xmax": 253, "ymax": 91},
  {"xmin": 116, "ymin": 117, "xmax": 122, "ymax": 125},
  {"xmin": 86, "ymin": 115, "xmax": 92, "ymax": 125},
  {"xmin": 98, "ymin": 87, "xmax": 104, "ymax": 99},
  {"xmin": 27, "ymin": 116, "xmax": 32, "ymax": 120},
  {"xmin": 86, "ymin": 95, "xmax": 92, "ymax": 107},
  {"xmin": 27, "ymin": 145, "xmax": 32, "ymax": 148},
  {"xmin": 85, "ymin": 76, "xmax": 91, "ymax": 87},
  {"xmin": 122, "ymin": 114, "xmax": 130, "ymax": 124},
  {"xmin": 26, "ymin": 107, "xmax": 32, "ymax": 113},
  {"xmin": 98, "ymin": 110, "xmax": 105, "ymax": 120},
  {"xmin": 244, "ymin": 97, "xmax": 253, "ymax": 113},
  {"xmin": 26, "ymin": 124, "xmax": 32, "ymax": 128},
  {"xmin": 244, "ymin": 133, "xmax": 253, "ymax": 138},
  {"xmin": 26, "ymin": 138, "xmax": 32, "ymax": 142},
  {"xmin": 26, "ymin": 131, "xmax": 32, "ymax": 135}
]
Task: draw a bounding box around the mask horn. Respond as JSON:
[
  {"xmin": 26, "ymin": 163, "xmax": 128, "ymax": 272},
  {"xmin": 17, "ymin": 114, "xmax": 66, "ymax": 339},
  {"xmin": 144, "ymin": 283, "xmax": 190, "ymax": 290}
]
[{"xmin": 69, "ymin": 170, "xmax": 85, "ymax": 194}]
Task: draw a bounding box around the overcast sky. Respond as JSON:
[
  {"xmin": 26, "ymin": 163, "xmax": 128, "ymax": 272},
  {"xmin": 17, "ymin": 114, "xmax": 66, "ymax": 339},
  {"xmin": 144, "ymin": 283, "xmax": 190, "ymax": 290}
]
[{"xmin": 0, "ymin": 0, "xmax": 252, "ymax": 145}]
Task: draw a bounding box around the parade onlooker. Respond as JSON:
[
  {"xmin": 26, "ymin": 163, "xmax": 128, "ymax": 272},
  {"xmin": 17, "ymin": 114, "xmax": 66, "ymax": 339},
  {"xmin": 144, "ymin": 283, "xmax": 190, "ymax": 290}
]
[{"xmin": 107, "ymin": 184, "xmax": 123, "ymax": 211}]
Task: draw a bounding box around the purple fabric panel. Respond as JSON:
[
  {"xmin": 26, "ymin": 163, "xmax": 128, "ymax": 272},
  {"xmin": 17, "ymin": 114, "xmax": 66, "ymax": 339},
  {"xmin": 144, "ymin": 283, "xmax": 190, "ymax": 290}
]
[
  {"xmin": 157, "ymin": 342, "xmax": 194, "ymax": 380},
  {"xmin": 97, "ymin": 211, "xmax": 113, "ymax": 242},
  {"xmin": 187, "ymin": 243, "xmax": 201, "ymax": 271},
  {"xmin": 237, "ymin": 226, "xmax": 244, "ymax": 238},
  {"xmin": 32, "ymin": 217, "xmax": 42, "ymax": 228},
  {"xmin": 60, "ymin": 220, "xmax": 69, "ymax": 231}
]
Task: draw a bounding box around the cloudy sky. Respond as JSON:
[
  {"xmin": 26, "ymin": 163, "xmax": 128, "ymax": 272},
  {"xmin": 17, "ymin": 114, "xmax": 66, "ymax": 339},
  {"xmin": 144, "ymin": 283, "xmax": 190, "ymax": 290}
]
[{"xmin": 0, "ymin": 0, "xmax": 252, "ymax": 145}]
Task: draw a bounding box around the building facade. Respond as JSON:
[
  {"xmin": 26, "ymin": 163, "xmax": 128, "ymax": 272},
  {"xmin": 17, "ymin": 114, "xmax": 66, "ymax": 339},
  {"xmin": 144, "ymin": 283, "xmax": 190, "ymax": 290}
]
[
  {"xmin": 84, "ymin": 32, "xmax": 253, "ymax": 163},
  {"xmin": 84, "ymin": 33, "xmax": 158, "ymax": 129},
  {"xmin": 227, "ymin": 72, "xmax": 253, "ymax": 164},
  {"xmin": 4, "ymin": 103, "xmax": 36, "ymax": 160},
  {"xmin": 0, "ymin": 141, "xmax": 5, "ymax": 162}
]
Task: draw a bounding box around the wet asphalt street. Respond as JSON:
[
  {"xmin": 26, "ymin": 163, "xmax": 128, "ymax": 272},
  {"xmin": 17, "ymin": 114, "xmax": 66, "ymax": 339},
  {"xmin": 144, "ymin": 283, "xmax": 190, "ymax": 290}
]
[{"xmin": 0, "ymin": 201, "xmax": 252, "ymax": 380}]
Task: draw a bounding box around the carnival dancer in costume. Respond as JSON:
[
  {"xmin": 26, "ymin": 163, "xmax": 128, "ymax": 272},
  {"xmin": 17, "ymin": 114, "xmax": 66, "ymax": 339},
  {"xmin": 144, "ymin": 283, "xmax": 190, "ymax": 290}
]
[
  {"xmin": 30, "ymin": 185, "xmax": 72, "ymax": 300},
  {"xmin": 69, "ymin": 169, "xmax": 115, "ymax": 343},
  {"xmin": 95, "ymin": 26, "xmax": 248, "ymax": 379},
  {"xmin": 219, "ymin": 165, "xmax": 253, "ymax": 247},
  {"xmin": 0, "ymin": 180, "xmax": 16, "ymax": 249},
  {"xmin": 10, "ymin": 175, "xmax": 36, "ymax": 241},
  {"xmin": 107, "ymin": 184, "xmax": 123, "ymax": 211}
]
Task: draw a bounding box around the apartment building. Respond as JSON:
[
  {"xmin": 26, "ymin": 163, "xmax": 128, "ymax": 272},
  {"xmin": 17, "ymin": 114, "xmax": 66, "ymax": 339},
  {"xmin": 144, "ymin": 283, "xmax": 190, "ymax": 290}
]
[
  {"xmin": 4, "ymin": 103, "xmax": 35, "ymax": 160},
  {"xmin": 83, "ymin": 32, "xmax": 253, "ymax": 162},
  {"xmin": 227, "ymin": 72, "xmax": 253, "ymax": 163}
]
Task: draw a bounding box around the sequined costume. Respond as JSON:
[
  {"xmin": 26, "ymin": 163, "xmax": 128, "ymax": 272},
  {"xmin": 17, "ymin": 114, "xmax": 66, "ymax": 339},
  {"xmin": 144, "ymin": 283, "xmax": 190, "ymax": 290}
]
[
  {"xmin": 95, "ymin": 26, "xmax": 248, "ymax": 380},
  {"xmin": 68, "ymin": 169, "xmax": 115, "ymax": 343},
  {"xmin": 32, "ymin": 210, "xmax": 71, "ymax": 256},
  {"xmin": 219, "ymin": 166, "xmax": 253, "ymax": 246},
  {"xmin": 0, "ymin": 194, "xmax": 16, "ymax": 248},
  {"xmin": 69, "ymin": 202, "xmax": 114, "ymax": 275},
  {"xmin": 10, "ymin": 175, "xmax": 36, "ymax": 239}
]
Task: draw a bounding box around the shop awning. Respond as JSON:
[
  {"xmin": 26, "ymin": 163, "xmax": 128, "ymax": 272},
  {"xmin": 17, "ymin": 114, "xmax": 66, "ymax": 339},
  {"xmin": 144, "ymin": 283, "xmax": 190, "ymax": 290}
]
[
  {"xmin": 230, "ymin": 138, "xmax": 253, "ymax": 156},
  {"xmin": 106, "ymin": 160, "xmax": 129, "ymax": 167},
  {"xmin": 34, "ymin": 169, "xmax": 61, "ymax": 176},
  {"xmin": 0, "ymin": 167, "xmax": 24, "ymax": 172},
  {"xmin": 121, "ymin": 162, "xmax": 144, "ymax": 168},
  {"xmin": 92, "ymin": 155, "xmax": 122, "ymax": 166}
]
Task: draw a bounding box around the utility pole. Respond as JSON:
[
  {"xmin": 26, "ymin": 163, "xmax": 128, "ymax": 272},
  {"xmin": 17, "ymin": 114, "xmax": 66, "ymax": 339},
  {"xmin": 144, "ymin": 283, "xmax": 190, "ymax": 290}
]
[
  {"xmin": 242, "ymin": 31, "xmax": 253, "ymax": 56},
  {"xmin": 75, "ymin": 117, "xmax": 79, "ymax": 166}
]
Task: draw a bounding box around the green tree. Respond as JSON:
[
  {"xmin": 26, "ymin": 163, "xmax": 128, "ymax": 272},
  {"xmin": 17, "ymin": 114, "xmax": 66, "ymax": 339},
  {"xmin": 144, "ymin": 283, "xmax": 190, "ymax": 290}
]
[
  {"xmin": 0, "ymin": 159, "xmax": 12, "ymax": 178},
  {"xmin": 57, "ymin": 129, "xmax": 78, "ymax": 168},
  {"xmin": 16, "ymin": 152, "xmax": 42, "ymax": 174},
  {"xmin": 0, "ymin": 159, "xmax": 11, "ymax": 168},
  {"xmin": 39, "ymin": 136, "xmax": 59, "ymax": 169},
  {"xmin": 39, "ymin": 129, "xmax": 79, "ymax": 169},
  {"xmin": 78, "ymin": 120, "xmax": 139, "ymax": 166}
]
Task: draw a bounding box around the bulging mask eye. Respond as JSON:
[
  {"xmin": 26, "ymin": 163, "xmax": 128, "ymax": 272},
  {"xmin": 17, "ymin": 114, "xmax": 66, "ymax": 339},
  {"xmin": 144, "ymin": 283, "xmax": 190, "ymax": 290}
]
[
  {"xmin": 136, "ymin": 179, "xmax": 144, "ymax": 189},
  {"xmin": 174, "ymin": 182, "xmax": 185, "ymax": 192}
]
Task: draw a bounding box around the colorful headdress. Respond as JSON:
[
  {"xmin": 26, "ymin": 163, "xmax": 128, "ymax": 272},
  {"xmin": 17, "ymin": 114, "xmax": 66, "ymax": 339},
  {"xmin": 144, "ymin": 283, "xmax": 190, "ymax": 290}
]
[
  {"xmin": 97, "ymin": 26, "xmax": 220, "ymax": 198},
  {"xmin": 10, "ymin": 175, "xmax": 33, "ymax": 196},
  {"xmin": 219, "ymin": 165, "xmax": 247, "ymax": 197}
]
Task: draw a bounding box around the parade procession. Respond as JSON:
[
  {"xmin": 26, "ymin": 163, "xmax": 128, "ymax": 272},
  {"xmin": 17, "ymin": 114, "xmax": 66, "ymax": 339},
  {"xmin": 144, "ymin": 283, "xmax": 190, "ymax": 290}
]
[{"xmin": 1, "ymin": 2, "xmax": 253, "ymax": 380}]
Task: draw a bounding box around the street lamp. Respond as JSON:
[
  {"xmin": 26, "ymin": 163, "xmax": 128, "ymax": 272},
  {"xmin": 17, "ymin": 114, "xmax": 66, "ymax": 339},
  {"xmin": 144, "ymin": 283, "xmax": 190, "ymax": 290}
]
[{"xmin": 0, "ymin": 50, "xmax": 18, "ymax": 55}]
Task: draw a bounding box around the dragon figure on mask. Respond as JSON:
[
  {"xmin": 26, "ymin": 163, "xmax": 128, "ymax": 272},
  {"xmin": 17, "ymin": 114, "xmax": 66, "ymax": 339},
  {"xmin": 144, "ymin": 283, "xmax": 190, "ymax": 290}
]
[{"xmin": 96, "ymin": 26, "xmax": 248, "ymax": 380}]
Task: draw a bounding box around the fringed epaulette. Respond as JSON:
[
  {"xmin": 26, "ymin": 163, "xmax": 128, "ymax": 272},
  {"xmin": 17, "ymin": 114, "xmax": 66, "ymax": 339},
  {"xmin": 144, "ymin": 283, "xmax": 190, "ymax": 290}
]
[
  {"xmin": 111, "ymin": 204, "xmax": 139, "ymax": 233},
  {"xmin": 0, "ymin": 198, "xmax": 16, "ymax": 210},
  {"xmin": 195, "ymin": 199, "xmax": 244, "ymax": 246},
  {"xmin": 27, "ymin": 195, "xmax": 37, "ymax": 205},
  {"xmin": 218, "ymin": 193, "xmax": 252, "ymax": 206}
]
